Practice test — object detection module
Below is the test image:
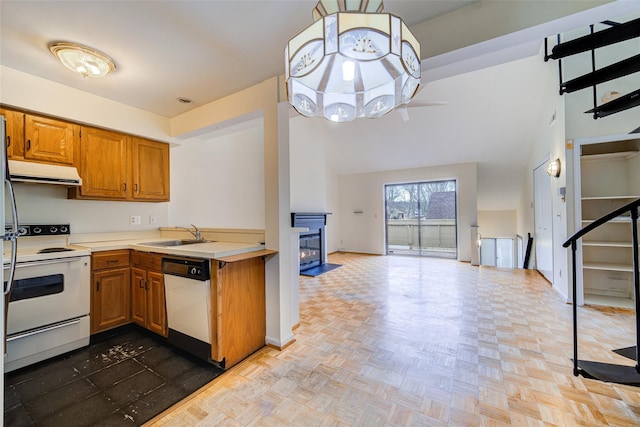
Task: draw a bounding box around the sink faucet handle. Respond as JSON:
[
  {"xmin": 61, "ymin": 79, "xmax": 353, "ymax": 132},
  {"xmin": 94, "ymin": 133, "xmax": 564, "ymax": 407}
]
[{"xmin": 190, "ymin": 224, "xmax": 201, "ymax": 240}]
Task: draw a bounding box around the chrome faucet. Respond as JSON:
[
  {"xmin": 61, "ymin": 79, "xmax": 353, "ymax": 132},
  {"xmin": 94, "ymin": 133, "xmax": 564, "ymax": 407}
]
[{"xmin": 178, "ymin": 224, "xmax": 201, "ymax": 240}]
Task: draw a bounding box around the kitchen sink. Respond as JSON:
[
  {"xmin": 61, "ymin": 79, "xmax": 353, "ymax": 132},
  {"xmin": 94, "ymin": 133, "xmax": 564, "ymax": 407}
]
[{"xmin": 140, "ymin": 239, "xmax": 210, "ymax": 247}]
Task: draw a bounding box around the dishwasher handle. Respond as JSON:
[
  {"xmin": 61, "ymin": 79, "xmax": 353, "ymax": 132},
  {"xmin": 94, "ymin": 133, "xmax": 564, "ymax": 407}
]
[{"xmin": 162, "ymin": 257, "xmax": 210, "ymax": 281}]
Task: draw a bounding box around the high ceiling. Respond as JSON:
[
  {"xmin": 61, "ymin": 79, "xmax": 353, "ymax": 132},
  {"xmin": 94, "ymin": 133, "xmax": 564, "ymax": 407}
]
[
  {"xmin": 1, "ymin": 1, "xmax": 638, "ymax": 211},
  {"xmin": 0, "ymin": 0, "xmax": 476, "ymax": 117}
]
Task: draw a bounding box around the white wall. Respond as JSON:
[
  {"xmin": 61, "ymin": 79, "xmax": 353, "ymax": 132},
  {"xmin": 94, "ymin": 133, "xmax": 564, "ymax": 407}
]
[
  {"xmin": 289, "ymin": 117, "xmax": 341, "ymax": 253},
  {"xmin": 8, "ymin": 183, "xmax": 168, "ymax": 233},
  {"xmin": 517, "ymin": 47, "xmax": 569, "ymax": 299},
  {"xmin": 478, "ymin": 210, "xmax": 516, "ymax": 238},
  {"xmin": 325, "ymin": 170, "xmax": 340, "ymax": 254},
  {"xmin": 289, "ymin": 118, "xmax": 328, "ymax": 212},
  {"xmin": 0, "ymin": 66, "xmax": 174, "ymax": 143},
  {"xmin": 169, "ymin": 125, "xmax": 265, "ymax": 229},
  {"xmin": 338, "ymin": 162, "xmax": 477, "ymax": 261}
]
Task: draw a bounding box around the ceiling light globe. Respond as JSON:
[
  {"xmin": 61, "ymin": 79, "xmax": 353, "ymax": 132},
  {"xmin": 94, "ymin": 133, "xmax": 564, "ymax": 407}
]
[
  {"xmin": 49, "ymin": 41, "xmax": 116, "ymax": 78},
  {"xmin": 285, "ymin": 0, "xmax": 420, "ymax": 122}
]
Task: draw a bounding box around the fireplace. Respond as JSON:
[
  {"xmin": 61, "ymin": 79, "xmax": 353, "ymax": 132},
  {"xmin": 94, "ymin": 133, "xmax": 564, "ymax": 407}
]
[
  {"xmin": 299, "ymin": 234, "xmax": 321, "ymax": 271},
  {"xmin": 291, "ymin": 212, "xmax": 330, "ymax": 272}
]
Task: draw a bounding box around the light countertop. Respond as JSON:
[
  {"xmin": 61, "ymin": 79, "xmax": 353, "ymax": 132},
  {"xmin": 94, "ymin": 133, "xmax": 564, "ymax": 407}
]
[{"xmin": 75, "ymin": 239, "xmax": 266, "ymax": 260}]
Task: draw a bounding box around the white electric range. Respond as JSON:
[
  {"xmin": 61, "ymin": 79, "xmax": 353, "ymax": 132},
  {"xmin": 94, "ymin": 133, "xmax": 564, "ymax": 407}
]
[{"xmin": 2, "ymin": 224, "xmax": 91, "ymax": 372}]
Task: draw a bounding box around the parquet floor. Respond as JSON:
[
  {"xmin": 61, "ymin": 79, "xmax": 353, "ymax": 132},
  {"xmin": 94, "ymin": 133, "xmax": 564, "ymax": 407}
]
[{"xmin": 148, "ymin": 252, "xmax": 640, "ymax": 426}]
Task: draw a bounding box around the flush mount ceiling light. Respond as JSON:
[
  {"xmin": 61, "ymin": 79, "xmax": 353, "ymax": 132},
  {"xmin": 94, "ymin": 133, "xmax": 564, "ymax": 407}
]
[
  {"xmin": 547, "ymin": 158, "xmax": 561, "ymax": 178},
  {"xmin": 285, "ymin": 0, "xmax": 421, "ymax": 122},
  {"xmin": 48, "ymin": 41, "xmax": 116, "ymax": 78}
]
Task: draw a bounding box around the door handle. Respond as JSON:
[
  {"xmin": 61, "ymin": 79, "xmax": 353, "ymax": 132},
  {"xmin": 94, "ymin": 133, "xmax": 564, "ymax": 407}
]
[{"xmin": 7, "ymin": 318, "xmax": 81, "ymax": 342}]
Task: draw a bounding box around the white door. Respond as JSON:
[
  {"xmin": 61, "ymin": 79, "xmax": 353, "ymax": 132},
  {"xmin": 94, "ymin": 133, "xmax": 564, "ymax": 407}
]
[
  {"xmin": 496, "ymin": 239, "xmax": 514, "ymax": 268},
  {"xmin": 534, "ymin": 160, "xmax": 553, "ymax": 282},
  {"xmin": 480, "ymin": 238, "xmax": 514, "ymax": 268},
  {"xmin": 480, "ymin": 238, "xmax": 496, "ymax": 266}
]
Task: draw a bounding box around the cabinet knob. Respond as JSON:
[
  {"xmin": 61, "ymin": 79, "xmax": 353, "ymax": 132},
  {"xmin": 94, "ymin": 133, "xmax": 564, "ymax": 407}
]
[
  {"xmin": 6, "ymin": 135, "xmax": 10, "ymax": 147},
  {"xmin": 124, "ymin": 183, "xmax": 127, "ymax": 191},
  {"xmin": 27, "ymin": 139, "xmax": 31, "ymax": 150},
  {"xmin": 139, "ymin": 278, "xmax": 144, "ymax": 289},
  {"xmin": 96, "ymin": 281, "xmax": 100, "ymax": 291}
]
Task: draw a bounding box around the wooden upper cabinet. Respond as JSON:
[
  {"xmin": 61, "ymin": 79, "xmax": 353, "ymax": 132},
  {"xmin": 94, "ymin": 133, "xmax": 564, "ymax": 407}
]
[
  {"xmin": 0, "ymin": 108, "xmax": 25, "ymax": 160},
  {"xmin": 75, "ymin": 127, "xmax": 130, "ymax": 199},
  {"xmin": 70, "ymin": 130, "xmax": 170, "ymax": 202},
  {"xmin": 24, "ymin": 114, "xmax": 78, "ymax": 165},
  {"xmin": 131, "ymin": 137, "xmax": 170, "ymax": 201}
]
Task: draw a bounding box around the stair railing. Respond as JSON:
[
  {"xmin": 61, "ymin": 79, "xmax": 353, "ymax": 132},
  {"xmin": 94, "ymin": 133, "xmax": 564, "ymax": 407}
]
[{"xmin": 563, "ymin": 198, "xmax": 640, "ymax": 377}]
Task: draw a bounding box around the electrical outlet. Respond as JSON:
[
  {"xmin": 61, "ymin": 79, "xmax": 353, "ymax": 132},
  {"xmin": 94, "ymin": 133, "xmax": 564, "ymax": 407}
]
[
  {"xmin": 149, "ymin": 215, "xmax": 157, "ymax": 225},
  {"xmin": 130, "ymin": 215, "xmax": 141, "ymax": 225}
]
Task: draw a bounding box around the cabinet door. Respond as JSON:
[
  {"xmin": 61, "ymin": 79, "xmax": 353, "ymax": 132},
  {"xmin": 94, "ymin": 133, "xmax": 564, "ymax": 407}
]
[
  {"xmin": 77, "ymin": 127, "xmax": 130, "ymax": 199},
  {"xmin": 131, "ymin": 267, "xmax": 147, "ymax": 326},
  {"xmin": 131, "ymin": 137, "xmax": 170, "ymax": 201},
  {"xmin": 146, "ymin": 270, "xmax": 167, "ymax": 337},
  {"xmin": 217, "ymin": 257, "xmax": 266, "ymax": 368},
  {"xmin": 0, "ymin": 108, "xmax": 25, "ymax": 160},
  {"xmin": 92, "ymin": 268, "xmax": 131, "ymax": 333},
  {"xmin": 24, "ymin": 115, "xmax": 77, "ymax": 165}
]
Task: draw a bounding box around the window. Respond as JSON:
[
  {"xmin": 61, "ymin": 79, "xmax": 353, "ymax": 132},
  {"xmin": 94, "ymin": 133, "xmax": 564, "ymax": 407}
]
[{"xmin": 385, "ymin": 180, "xmax": 457, "ymax": 258}]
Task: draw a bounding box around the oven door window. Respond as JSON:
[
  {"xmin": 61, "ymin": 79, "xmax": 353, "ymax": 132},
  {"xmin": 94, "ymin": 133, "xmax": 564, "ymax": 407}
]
[{"xmin": 8, "ymin": 274, "xmax": 64, "ymax": 302}]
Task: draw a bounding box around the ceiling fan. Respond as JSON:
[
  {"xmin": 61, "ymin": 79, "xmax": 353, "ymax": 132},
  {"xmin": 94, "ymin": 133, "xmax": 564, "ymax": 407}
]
[
  {"xmin": 393, "ymin": 82, "xmax": 448, "ymax": 121},
  {"xmin": 396, "ymin": 100, "xmax": 448, "ymax": 122}
]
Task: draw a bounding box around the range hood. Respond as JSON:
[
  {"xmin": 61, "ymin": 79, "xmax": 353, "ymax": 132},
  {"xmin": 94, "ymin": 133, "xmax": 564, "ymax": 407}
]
[{"xmin": 8, "ymin": 160, "xmax": 82, "ymax": 186}]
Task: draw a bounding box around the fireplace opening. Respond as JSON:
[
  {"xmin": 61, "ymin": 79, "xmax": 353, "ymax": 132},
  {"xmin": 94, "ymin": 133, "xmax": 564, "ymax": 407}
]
[
  {"xmin": 299, "ymin": 233, "xmax": 321, "ymax": 271},
  {"xmin": 291, "ymin": 212, "xmax": 330, "ymax": 272}
]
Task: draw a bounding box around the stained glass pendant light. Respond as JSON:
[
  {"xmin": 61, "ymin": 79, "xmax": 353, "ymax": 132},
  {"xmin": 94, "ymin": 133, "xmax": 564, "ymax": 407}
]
[{"xmin": 285, "ymin": 0, "xmax": 421, "ymax": 122}]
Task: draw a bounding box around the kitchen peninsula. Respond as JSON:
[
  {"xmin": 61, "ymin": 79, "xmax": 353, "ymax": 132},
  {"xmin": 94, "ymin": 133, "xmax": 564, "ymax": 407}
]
[{"xmin": 73, "ymin": 229, "xmax": 275, "ymax": 370}]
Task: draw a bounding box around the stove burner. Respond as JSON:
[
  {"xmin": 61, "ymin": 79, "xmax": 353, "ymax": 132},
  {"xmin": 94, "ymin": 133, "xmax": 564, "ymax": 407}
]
[{"xmin": 37, "ymin": 247, "xmax": 75, "ymax": 254}]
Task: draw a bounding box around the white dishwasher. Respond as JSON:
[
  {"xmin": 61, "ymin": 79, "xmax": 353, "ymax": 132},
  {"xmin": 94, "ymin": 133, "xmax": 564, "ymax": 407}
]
[{"xmin": 162, "ymin": 256, "xmax": 212, "ymax": 362}]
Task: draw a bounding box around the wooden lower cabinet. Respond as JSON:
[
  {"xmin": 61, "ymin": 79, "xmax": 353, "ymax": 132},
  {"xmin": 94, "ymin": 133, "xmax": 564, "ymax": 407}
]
[
  {"xmin": 91, "ymin": 250, "xmax": 131, "ymax": 334},
  {"xmin": 211, "ymin": 255, "xmax": 267, "ymax": 369},
  {"xmin": 131, "ymin": 252, "xmax": 167, "ymax": 337},
  {"xmin": 90, "ymin": 248, "xmax": 271, "ymax": 369}
]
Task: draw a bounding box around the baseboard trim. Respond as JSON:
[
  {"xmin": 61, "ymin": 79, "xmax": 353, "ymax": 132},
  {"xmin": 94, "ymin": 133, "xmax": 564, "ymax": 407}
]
[
  {"xmin": 265, "ymin": 333, "xmax": 295, "ymax": 350},
  {"xmin": 266, "ymin": 339, "xmax": 296, "ymax": 351}
]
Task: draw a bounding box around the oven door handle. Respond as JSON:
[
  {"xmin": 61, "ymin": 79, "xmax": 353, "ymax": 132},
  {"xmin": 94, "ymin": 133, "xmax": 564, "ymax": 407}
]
[
  {"xmin": 3, "ymin": 256, "xmax": 85, "ymax": 270},
  {"xmin": 6, "ymin": 318, "xmax": 82, "ymax": 342}
]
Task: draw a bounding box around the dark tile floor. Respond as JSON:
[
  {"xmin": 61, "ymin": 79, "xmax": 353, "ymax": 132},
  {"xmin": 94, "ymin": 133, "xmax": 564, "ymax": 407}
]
[{"xmin": 4, "ymin": 325, "xmax": 223, "ymax": 426}]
